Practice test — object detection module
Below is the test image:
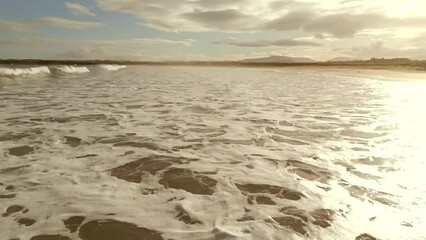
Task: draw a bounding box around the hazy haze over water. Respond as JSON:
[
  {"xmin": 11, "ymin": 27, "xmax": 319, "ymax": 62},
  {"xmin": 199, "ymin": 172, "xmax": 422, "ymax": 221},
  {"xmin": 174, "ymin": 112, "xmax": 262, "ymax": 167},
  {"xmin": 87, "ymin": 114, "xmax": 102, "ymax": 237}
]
[{"xmin": 1, "ymin": 66, "xmax": 426, "ymax": 240}]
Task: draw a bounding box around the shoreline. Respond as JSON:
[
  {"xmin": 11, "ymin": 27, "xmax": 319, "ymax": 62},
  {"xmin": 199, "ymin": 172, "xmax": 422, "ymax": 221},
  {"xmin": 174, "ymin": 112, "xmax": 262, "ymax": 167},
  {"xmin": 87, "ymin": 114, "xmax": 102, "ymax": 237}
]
[
  {"xmin": 1, "ymin": 60, "xmax": 426, "ymax": 81},
  {"xmin": 276, "ymin": 66, "xmax": 426, "ymax": 81}
]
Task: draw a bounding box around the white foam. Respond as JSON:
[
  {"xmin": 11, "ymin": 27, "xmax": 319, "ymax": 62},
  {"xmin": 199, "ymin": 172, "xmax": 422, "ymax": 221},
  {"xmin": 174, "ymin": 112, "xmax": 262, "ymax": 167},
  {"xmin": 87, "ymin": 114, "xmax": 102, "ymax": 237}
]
[
  {"xmin": 0, "ymin": 66, "xmax": 51, "ymax": 76},
  {"xmin": 99, "ymin": 64, "xmax": 127, "ymax": 71},
  {"xmin": 54, "ymin": 66, "xmax": 90, "ymax": 74},
  {"xmin": 0, "ymin": 67, "xmax": 425, "ymax": 240}
]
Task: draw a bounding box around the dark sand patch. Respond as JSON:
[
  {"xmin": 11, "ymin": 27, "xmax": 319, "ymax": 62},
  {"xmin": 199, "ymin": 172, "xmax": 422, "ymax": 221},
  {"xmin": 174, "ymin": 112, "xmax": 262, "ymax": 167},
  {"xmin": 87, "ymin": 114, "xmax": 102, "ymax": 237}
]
[
  {"xmin": 209, "ymin": 139, "xmax": 253, "ymax": 145},
  {"xmin": 79, "ymin": 114, "xmax": 107, "ymax": 121},
  {"xmin": 355, "ymin": 233, "xmax": 378, "ymax": 240},
  {"xmin": 0, "ymin": 194, "xmax": 16, "ymax": 199},
  {"xmin": 159, "ymin": 168, "xmax": 217, "ymax": 195},
  {"xmin": 236, "ymin": 183, "xmax": 305, "ymax": 201},
  {"xmin": 0, "ymin": 133, "xmax": 29, "ymax": 142},
  {"xmin": 141, "ymin": 188, "xmax": 157, "ymax": 195},
  {"xmin": 235, "ymin": 118, "xmax": 276, "ymax": 125},
  {"xmin": 172, "ymin": 143, "xmax": 204, "ymax": 151},
  {"xmin": 30, "ymin": 235, "xmax": 71, "ymax": 240},
  {"xmin": 76, "ymin": 154, "xmax": 98, "ymax": 159},
  {"xmin": 271, "ymin": 135, "xmax": 309, "ymax": 145},
  {"xmin": 193, "ymin": 170, "xmax": 217, "ymax": 175},
  {"xmin": 311, "ymin": 209, "xmax": 335, "ymax": 228},
  {"xmin": 352, "ymin": 147, "xmax": 369, "ymax": 152},
  {"xmin": 126, "ymin": 105, "xmax": 144, "ymax": 109},
  {"xmin": 30, "ymin": 117, "xmax": 73, "ymax": 123},
  {"xmin": 6, "ymin": 185, "xmax": 15, "ymax": 190},
  {"xmin": 339, "ymin": 181, "xmax": 396, "ymax": 206},
  {"xmin": 79, "ymin": 220, "xmax": 163, "ymax": 240},
  {"xmin": 63, "ymin": 216, "xmax": 85, "ymax": 233},
  {"xmin": 341, "ymin": 130, "xmax": 385, "ymax": 139},
  {"xmin": 30, "ymin": 128, "xmax": 44, "ymax": 135},
  {"xmin": 8, "ymin": 146, "xmax": 35, "ymax": 156},
  {"xmin": 273, "ymin": 207, "xmax": 335, "ymax": 235},
  {"xmin": 110, "ymin": 155, "xmax": 195, "ymax": 183},
  {"xmin": 97, "ymin": 137, "xmax": 129, "ymax": 144},
  {"xmin": 237, "ymin": 208, "xmax": 255, "ymax": 222},
  {"xmin": 2, "ymin": 205, "xmax": 24, "ymax": 217},
  {"xmin": 175, "ymin": 207, "xmax": 201, "ymax": 225},
  {"xmin": 279, "ymin": 206, "xmax": 308, "ymax": 222},
  {"xmin": 255, "ymin": 196, "xmax": 276, "ymax": 205},
  {"xmin": 273, "ymin": 216, "xmax": 307, "ymax": 235},
  {"xmin": 113, "ymin": 141, "xmax": 162, "ymax": 150},
  {"xmin": 64, "ymin": 136, "xmax": 81, "ymax": 148},
  {"xmin": 187, "ymin": 128, "xmax": 217, "ymax": 133},
  {"xmin": 182, "ymin": 138, "xmax": 204, "ymax": 143},
  {"xmin": 286, "ymin": 160, "xmax": 333, "ymax": 183},
  {"xmin": 183, "ymin": 105, "xmax": 218, "ymax": 115},
  {"xmin": 266, "ymin": 127, "xmax": 332, "ymax": 141},
  {"xmin": 122, "ymin": 151, "xmax": 135, "ymax": 156},
  {"xmin": 337, "ymin": 162, "xmax": 381, "ymax": 179},
  {"xmin": 205, "ymin": 131, "xmax": 228, "ymax": 138},
  {"xmin": 17, "ymin": 218, "xmax": 36, "ymax": 226}
]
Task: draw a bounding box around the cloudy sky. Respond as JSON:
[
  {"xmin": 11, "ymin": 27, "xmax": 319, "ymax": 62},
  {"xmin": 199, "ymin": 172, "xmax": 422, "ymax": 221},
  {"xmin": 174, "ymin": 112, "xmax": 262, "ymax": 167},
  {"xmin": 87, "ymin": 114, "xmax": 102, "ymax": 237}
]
[{"xmin": 1, "ymin": 0, "xmax": 426, "ymax": 61}]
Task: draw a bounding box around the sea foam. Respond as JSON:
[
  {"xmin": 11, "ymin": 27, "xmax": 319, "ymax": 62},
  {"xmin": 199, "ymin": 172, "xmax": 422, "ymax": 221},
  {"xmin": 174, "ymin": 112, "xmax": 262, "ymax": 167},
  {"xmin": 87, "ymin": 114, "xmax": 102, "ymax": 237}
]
[
  {"xmin": 99, "ymin": 64, "xmax": 127, "ymax": 71},
  {"xmin": 0, "ymin": 66, "xmax": 51, "ymax": 76},
  {"xmin": 53, "ymin": 66, "xmax": 90, "ymax": 74}
]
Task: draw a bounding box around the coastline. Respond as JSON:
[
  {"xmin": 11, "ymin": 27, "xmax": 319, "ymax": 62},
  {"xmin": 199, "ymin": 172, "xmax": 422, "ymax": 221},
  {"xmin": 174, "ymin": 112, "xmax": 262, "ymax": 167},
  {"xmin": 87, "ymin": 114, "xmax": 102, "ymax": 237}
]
[
  {"xmin": 1, "ymin": 59, "xmax": 426, "ymax": 81},
  {"xmin": 279, "ymin": 66, "xmax": 426, "ymax": 81}
]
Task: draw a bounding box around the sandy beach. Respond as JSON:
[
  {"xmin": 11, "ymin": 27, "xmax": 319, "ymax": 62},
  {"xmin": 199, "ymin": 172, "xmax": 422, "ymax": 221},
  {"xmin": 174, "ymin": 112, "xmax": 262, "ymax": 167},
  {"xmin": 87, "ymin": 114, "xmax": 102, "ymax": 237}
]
[
  {"xmin": 1, "ymin": 65, "xmax": 426, "ymax": 240},
  {"xmin": 276, "ymin": 66, "xmax": 426, "ymax": 81}
]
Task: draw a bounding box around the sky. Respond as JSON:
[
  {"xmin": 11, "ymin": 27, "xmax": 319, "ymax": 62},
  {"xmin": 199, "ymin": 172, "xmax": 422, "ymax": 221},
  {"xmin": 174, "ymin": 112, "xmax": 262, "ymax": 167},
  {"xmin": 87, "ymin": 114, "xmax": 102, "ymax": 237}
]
[{"xmin": 1, "ymin": 0, "xmax": 426, "ymax": 61}]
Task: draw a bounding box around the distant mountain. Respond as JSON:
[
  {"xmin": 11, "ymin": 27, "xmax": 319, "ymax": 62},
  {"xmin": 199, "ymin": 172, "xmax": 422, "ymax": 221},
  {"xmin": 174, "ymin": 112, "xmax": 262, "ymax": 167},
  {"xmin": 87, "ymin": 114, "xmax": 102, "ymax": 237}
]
[
  {"xmin": 327, "ymin": 57, "xmax": 356, "ymax": 62},
  {"xmin": 242, "ymin": 55, "xmax": 315, "ymax": 63}
]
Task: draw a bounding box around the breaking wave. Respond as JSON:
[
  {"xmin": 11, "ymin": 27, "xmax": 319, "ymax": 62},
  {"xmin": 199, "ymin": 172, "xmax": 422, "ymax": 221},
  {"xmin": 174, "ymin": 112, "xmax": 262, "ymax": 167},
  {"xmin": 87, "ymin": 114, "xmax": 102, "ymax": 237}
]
[
  {"xmin": 98, "ymin": 64, "xmax": 127, "ymax": 71},
  {"xmin": 0, "ymin": 64, "xmax": 128, "ymax": 78},
  {"xmin": 0, "ymin": 66, "xmax": 51, "ymax": 76},
  {"xmin": 52, "ymin": 66, "xmax": 90, "ymax": 74}
]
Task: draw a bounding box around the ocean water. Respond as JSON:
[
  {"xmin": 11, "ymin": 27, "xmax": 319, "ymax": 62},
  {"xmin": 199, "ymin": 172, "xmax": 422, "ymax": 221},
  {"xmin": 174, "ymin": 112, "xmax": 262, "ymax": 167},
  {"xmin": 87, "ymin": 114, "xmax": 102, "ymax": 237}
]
[{"xmin": 1, "ymin": 65, "xmax": 426, "ymax": 240}]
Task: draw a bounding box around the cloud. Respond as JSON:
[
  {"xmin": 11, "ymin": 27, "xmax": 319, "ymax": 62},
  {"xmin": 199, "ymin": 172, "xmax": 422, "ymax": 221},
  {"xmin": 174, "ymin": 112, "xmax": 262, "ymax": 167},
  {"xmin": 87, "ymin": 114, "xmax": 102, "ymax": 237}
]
[
  {"xmin": 96, "ymin": 0, "xmax": 426, "ymax": 37},
  {"xmin": 182, "ymin": 9, "xmax": 254, "ymax": 31},
  {"xmin": 0, "ymin": 16, "xmax": 102, "ymax": 32},
  {"xmin": 334, "ymin": 40, "xmax": 426, "ymax": 59},
  {"xmin": 215, "ymin": 38, "xmax": 321, "ymax": 47},
  {"xmin": 57, "ymin": 47, "xmax": 106, "ymax": 58},
  {"xmin": 263, "ymin": 11, "xmax": 315, "ymax": 31},
  {"xmin": 34, "ymin": 17, "xmax": 103, "ymax": 29},
  {"xmin": 411, "ymin": 32, "xmax": 426, "ymax": 46},
  {"xmin": 96, "ymin": 0, "xmax": 261, "ymax": 31},
  {"xmin": 0, "ymin": 20, "xmax": 34, "ymax": 32},
  {"xmin": 130, "ymin": 38, "xmax": 195, "ymax": 46},
  {"xmin": 265, "ymin": 12, "xmax": 426, "ymax": 38},
  {"xmin": 65, "ymin": 2, "xmax": 96, "ymax": 16},
  {"xmin": 268, "ymin": 1, "xmax": 318, "ymax": 11},
  {"xmin": 0, "ymin": 38, "xmax": 195, "ymax": 47},
  {"xmin": 303, "ymin": 13, "xmax": 386, "ymax": 38},
  {"xmin": 0, "ymin": 37, "xmax": 195, "ymax": 60}
]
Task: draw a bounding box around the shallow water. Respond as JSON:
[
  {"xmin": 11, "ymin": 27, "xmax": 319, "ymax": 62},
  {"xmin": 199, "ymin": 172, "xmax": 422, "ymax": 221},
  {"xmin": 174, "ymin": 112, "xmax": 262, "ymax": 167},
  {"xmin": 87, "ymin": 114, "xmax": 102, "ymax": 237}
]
[{"xmin": 1, "ymin": 66, "xmax": 426, "ymax": 240}]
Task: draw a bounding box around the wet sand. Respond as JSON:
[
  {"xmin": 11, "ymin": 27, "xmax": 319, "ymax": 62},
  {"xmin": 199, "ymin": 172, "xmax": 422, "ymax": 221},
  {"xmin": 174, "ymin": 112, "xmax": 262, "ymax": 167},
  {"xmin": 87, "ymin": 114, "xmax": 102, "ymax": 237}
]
[
  {"xmin": 259, "ymin": 66, "xmax": 426, "ymax": 82},
  {"xmin": 1, "ymin": 66, "xmax": 426, "ymax": 239}
]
